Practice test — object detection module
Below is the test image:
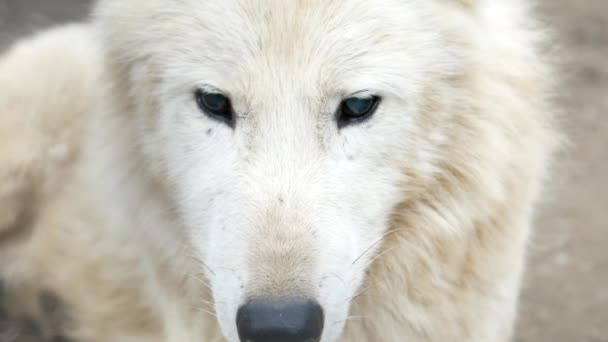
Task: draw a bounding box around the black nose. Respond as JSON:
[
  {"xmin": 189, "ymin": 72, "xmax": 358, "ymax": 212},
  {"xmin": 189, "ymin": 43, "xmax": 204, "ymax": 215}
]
[{"xmin": 236, "ymin": 298, "xmax": 324, "ymax": 342}]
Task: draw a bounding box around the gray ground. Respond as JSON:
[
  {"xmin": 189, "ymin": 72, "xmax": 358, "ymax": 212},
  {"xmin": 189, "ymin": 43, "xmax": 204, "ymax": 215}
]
[{"xmin": 0, "ymin": 1, "xmax": 606, "ymax": 341}]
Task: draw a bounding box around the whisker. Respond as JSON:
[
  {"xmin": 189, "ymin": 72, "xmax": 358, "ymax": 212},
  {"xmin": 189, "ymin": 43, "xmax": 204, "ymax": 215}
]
[
  {"xmin": 198, "ymin": 298, "xmax": 216, "ymax": 308},
  {"xmin": 193, "ymin": 307, "xmax": 218, "ymax": 318},
  {"xmin": 190, "ymin": 273, "xmax": 214, "ymax": 292},
  {"xmin": 362, "ymin": 246, "xmax": 396, "ymax": 270},
  {"xmin": 188, "ymin": 254, "xmax": 217, "ymax": 277},
  {"xmin": 347, "ymin": 286, "xmax": 371, "ymax": 303},
  {"xmin": 351, "ymin": 229, "xmax": 398, "ymax": 265},
  {"xmin": 332, "ymin": 315, "xmax": 368, "ymax": 325}
]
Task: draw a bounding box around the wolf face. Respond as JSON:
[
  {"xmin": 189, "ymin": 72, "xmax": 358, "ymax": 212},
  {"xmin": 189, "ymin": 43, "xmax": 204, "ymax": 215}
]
[{"xmin": 95, "ymin": 1, "xmax": 472, "ymax": 341}]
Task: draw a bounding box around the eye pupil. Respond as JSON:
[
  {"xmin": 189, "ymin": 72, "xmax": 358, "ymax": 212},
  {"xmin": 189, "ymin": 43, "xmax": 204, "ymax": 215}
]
[
  {"xmin": 344, "ymin": 98, "xmax": 373, "ymax": 115},
  {"xmin": 338, "ymin": 95, "xmax": 380, "ymax": 128},
  {"xmin": 195, "ymin": 90, "xmax": 234, "ymax": 126},
  {"xmin": 204, "ymin": 93, "xmax": 228, "ymax": 111}
]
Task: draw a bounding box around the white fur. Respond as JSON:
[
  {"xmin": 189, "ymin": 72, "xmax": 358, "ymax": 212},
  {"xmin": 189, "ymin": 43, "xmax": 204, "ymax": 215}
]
[{"xmin": 0, "ymin": 0, "xmax": 559, "ymax": 341}]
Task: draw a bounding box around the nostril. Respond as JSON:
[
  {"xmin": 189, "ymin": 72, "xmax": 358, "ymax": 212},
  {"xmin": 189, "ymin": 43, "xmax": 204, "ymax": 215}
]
[{"xmin": 236, "ymin": 298, "xmax": 324, "ymax": 342}]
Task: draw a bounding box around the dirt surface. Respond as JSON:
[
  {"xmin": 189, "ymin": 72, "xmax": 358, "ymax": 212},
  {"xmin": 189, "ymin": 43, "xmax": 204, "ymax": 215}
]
[
  {"xmin": 1, "ymin": 1, "xmax": 606, "ymax": 341},
  {"xmin": 518, "ymin": 2, "xmax": 608, "ymax": 341}
]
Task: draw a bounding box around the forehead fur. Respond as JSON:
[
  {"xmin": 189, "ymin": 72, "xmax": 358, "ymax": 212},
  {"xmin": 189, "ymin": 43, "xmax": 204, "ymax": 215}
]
[{"xmin": 94, "ymin": 0, "xmax": 465, "ymax": 97}]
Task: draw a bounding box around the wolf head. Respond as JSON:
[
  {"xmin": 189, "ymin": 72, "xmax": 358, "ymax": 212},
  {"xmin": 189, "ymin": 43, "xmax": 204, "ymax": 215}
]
[{"xmin": 94, "ymin": 0, "xmax": 552, "ymax": 341}]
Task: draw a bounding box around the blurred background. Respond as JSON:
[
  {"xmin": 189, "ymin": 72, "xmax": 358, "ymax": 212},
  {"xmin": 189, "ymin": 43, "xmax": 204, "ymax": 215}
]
[{"xmin": 1, "ymin": 1, "xmax": 606, "ymax": 341}]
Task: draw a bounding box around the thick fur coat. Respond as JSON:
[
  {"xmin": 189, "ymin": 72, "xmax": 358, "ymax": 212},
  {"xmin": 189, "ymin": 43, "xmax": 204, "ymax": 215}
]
[{"xmin": 0, "ymin": 1, "xmax": 559, "ymax": 341}]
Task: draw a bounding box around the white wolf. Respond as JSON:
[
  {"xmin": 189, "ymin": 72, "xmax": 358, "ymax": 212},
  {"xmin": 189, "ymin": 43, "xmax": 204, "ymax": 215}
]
[{"xmin": 0, "ymin": 0, "xmax": 559, "ymax": 341}]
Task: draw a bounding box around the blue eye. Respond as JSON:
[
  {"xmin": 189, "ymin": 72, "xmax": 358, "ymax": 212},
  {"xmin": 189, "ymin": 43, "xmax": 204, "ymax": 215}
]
[
  {"xmin": 337, "ymin": 95, "xmax": 381, "ymax": 128},
  {"xmin": 195, "ymin": 90, "xmax": 234, "ymax": 127}
]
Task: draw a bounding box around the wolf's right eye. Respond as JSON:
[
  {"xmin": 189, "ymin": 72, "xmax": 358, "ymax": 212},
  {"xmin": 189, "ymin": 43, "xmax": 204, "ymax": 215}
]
[
  {"xmin": 195, "ymin": 90, "xmax": 234, "ymax": 127},
  {"xmin": 337, "ymin": 95, "xmax": 380, "ymax": 128}
]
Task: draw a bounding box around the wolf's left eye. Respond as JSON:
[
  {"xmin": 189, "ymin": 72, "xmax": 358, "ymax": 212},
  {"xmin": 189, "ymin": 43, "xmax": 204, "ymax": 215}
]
[
  {"xmin": 195, "ymin": 90, "xmax": 234, "ymax": 127},
  {"xmin": 337, "ymin": 95, "xmax": 381, "ymax": 128}
]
